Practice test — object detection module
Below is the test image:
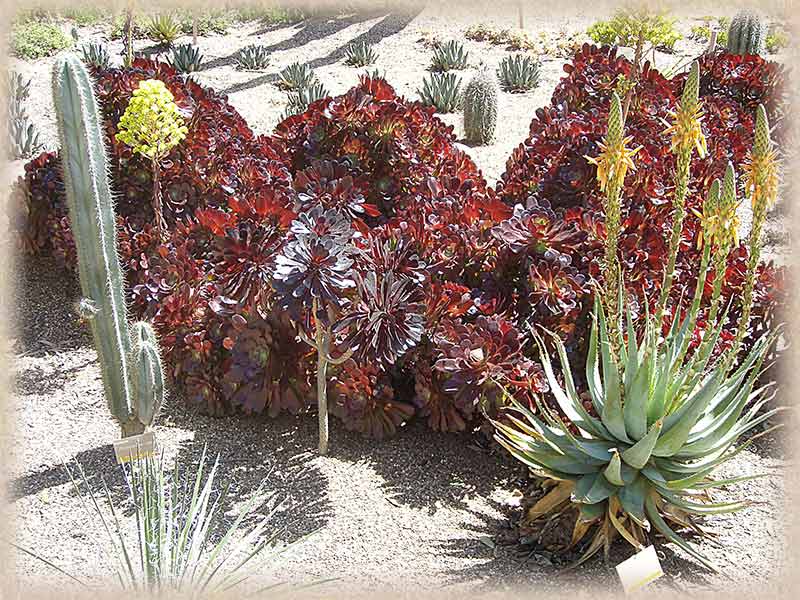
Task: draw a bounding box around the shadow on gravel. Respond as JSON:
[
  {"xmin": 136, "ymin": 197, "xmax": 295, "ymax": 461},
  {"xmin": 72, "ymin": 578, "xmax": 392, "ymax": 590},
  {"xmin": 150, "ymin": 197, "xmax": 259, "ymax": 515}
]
[
  {"xmin": 12, "ymin": 256, "xmax": 87, "ymax": 356},
  {"xmin": 219, "ymin": 10, "xmax": 420, "ymax": 96},
  {"xmin": 166, "ymin": 402, "xmax": 333, "ymax": 546}
]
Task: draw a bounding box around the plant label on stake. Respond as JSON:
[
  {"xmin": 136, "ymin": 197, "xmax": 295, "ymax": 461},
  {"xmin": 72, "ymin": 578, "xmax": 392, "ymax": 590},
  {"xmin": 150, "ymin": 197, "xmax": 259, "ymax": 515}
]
[
  {"xmin": 616, "ymin": 545, "xmax": 664, "ymax": 594},
  {"xmin": 113, "ymin": 431, "xmax": 156, "ymax": 464}
]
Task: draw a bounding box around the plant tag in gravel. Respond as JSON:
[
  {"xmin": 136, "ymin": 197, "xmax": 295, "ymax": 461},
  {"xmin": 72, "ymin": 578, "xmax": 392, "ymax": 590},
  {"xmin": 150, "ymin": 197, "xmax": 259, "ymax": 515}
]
[
  {"xmin": 113, "ymin": 431, "xmax": 156, "ymax": 464},
  {"xmin": 616, "ymin": 545, "xmax": 663, "ymax": 594}
]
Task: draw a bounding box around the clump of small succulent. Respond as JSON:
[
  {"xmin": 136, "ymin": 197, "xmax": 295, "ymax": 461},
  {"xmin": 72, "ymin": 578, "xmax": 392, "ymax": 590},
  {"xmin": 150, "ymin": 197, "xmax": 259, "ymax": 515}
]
[
  {"xmin": 5, "ymin": 71, "xmax": 43, "ymax": 160},
  {"xmin": 418, "ymin": 72, "xmax": 462, "ymax": 113},
  {"xmin": 116, "ymin": 79, "xmax": 188, "ymax": 238},
  {"xmin": 362, "ymin": 67, "xmax": 387, "ymax": 81},
  {"xmin": 277, "ymin": 62, "xmax": 317, "ymax": 91},
  {"xmin": 282, "ymin": 81, "xmax": 329, "ymax": 119},
  {"xmin": 497, "ymin": 53, "xmax": 540, "ymax": 92},
  {"xmin": 146, "ymin": 13, "xmax": 182, "ymax": 46},
  {"xmin": 431, "ymin": 40, "xmax": 469, "ymax": 71},
  {"xmin": 344, "ymin": 40, "xmax": 377, "ymax": 67},
  {"xmin": 168, "ymin": 43, "xmax": 204, "ymax": 74},
  {"xmin": 236, "ymin": 44, "xmax": 270, "ymax": 70},
  {"xmin": 727, "ymin": 10, "xmax": 765, "ymax": 55},
  {"xmin": 79, "ymin": 42, "xmax": 111, "ymax": 71},
  {"xmin": 463, "ymin": 67, "xmax": 498, "ymax": 145}
]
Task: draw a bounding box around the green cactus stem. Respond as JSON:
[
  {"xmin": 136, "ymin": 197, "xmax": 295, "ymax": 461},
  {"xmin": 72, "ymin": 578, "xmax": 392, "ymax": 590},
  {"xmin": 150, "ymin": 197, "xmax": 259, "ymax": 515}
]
[
  {"xmin": 463, "ymin": 67, "xmax": 499, "ymax": 145},
  {"xmin": 52, "ymin": 55, "xmax": 165, "ymax": 438},
  {"xmin": 727, "ymin": 10, "xmax": 765, "ymax": 55}
]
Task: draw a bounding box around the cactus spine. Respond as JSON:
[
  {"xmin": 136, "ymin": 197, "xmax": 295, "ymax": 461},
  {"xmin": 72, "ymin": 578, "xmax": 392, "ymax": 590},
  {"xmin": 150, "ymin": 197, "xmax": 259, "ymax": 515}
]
[
  {"xmin": 463, "ymin": 67, "xmax": 498, "ymax": 145},
  {"xmin": 52, "ymin": 55, "xmax": 165, "ymax": 438},
  {"xmin": 727, "ymin": 11, "xmax": 765, "ymax": 55}
]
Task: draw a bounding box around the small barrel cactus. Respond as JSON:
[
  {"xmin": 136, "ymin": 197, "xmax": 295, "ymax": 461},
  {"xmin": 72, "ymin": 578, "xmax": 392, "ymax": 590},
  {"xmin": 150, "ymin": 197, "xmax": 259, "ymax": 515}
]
[
  {"xmin": 52, "ymin": 55, "xmax": 165, "ymax": 438},
  {"xmin": 727, "ymin": 10, "xmax": 765, "ymax": 55},
  {"xmin": 463, "ymin": 67, "xmax": 498, "ymax": 145}
]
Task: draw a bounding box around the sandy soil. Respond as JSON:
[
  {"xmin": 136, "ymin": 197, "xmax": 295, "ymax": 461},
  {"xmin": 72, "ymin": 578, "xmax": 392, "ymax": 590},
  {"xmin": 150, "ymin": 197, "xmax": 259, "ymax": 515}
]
[{"xmin": 4, "ymin": 4, "xmax": 792, "ymax": 596}]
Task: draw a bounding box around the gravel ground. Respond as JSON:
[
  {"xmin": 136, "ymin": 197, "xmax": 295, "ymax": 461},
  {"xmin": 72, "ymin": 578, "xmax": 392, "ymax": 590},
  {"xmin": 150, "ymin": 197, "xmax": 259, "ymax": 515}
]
[{"xmin": 4, "ymin": 4, "xmax": 792, "ymax": 596}]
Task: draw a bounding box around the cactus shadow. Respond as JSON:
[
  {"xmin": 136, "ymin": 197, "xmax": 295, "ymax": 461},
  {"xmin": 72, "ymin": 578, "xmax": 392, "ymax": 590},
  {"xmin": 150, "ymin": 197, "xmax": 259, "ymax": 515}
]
[{"xmin": 12, "ymin": 256, "xmax": 88, "ymax": 356}]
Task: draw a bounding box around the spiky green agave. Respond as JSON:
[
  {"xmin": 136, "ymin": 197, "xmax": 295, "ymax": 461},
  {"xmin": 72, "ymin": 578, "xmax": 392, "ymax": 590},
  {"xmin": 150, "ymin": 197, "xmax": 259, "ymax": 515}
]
[
  {"xmin": 493, "ymin": 292, "xmax": 781, "ymax": 571},
  {"xmin": 418, "ymin": 72, "xmax": 462, "ymax": 113}
]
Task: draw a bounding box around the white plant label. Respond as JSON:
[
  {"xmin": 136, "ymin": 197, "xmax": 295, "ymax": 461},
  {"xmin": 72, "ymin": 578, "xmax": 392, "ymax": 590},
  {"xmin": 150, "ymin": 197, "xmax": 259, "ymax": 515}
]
[
  {"xmin": 113, "ymin": 431, "xmax": 156, "ymax": 464},
  {"xmin": 615, "ymin": 545, "xmax": 664, "ymax": 594}
]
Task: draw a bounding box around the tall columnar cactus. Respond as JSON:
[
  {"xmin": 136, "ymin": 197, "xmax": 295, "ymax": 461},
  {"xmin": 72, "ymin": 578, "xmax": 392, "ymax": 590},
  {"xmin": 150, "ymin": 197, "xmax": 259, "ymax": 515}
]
[
  {"xmin": 53, "ymin": 55, "xmax": 165, "ymax": 438},
  {"xmin": 727, "ymin": 10, "xmax": 765, "ymax": 55},
  {"xmin": 463, "ymin": 68, "xmax": 498, "ymax": 145}
]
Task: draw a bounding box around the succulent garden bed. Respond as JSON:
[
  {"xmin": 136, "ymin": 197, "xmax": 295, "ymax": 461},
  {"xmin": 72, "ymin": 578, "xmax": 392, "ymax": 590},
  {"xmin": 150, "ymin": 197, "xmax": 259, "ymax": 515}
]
[{"xmin": 4, "ymin": 3, "xmax": 792, "ymax": 596}]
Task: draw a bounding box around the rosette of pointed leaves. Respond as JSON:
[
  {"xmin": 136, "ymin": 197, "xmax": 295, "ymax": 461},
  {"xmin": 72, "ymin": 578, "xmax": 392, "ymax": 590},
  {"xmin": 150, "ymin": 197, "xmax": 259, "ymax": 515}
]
[
  {"xmin": 272, "ymin": 207, "xmax": 356, "ymax": 326},
  {"xmin": 337, "ymin": 270, "xmax": 425, "ymax": 366},
  {"xmin": 434, "ymin": 315, "xmax": 545, "ymax": 420},
  {"xmin": 293, "ymin": 160, "xmax": 379, "ymax": 231},
  {"xmin": 493, "ymin": 295, "xmax": 781, "ymax": 570},
  {"xmin": 490, "ymin": 201, "xmax": 584, "ymax": 256}
]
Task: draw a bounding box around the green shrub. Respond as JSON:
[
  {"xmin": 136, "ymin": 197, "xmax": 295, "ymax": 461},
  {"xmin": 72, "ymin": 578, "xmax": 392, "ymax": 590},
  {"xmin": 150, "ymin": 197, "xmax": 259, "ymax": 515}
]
[
  {"xmin": 10, "ymin": 21, "xmax": 73, "ymax": 59},
  {"xmin": 233, "ymin": 4, "xmax": 305, "ymax": 24},
  {"xmin": 766, "ymin": 26, "xmax": 790, "ymax": 53},
  {"xmin": 587, "ymin": 9, "xmax": 681, "ymax": 51},
  {"xmin": 176, "ymin": 10, "xmax": 231, "ymax": 36}
]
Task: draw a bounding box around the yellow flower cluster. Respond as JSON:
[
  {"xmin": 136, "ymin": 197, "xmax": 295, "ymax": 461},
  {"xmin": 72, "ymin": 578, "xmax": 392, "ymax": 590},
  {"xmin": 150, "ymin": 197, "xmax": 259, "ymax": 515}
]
[
  {"xmin": 691, "ymin": 202, "xmax": 740, "ymax": 250},
  {"xmin": 116, "ymin": 79, "xmax": 188, "ymax": 161},
  {"xmin": 743, "ymin": 148, "xmax": 779, "ymax": 211},
  {"xmin": 585, "ymin": 135, "xmax": 641, "ymax": 193},
  {"xmin": 662, "ymin": 102, "xmax": 708, "ymax": 159}
]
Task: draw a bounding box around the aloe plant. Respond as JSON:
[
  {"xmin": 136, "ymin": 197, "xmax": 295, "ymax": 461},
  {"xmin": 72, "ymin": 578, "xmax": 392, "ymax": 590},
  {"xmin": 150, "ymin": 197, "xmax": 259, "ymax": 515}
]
[
  {"xmin": 12, "ymin": 448, "xmax": 295, "ymax": 592},
  {"xmin": 497, "ymin": 53, "xmax": 540, "ymax": 92},
  {"xmin": 344, "ymin": 40, "xmax": 377, "ymax": 67},
  {"xmin": 494, "ymin": 285, "xmax": 781, "ymax": 569},
  {"xmin": 282, "ymin": 81, "xmax": 329, "ymax": 119},
  {"xmin": 236, "ymin": 44, "xmax": 270, "ymax": 70},
  {"xmin": 168, "ymin": 43, "xmax": 204, "ymax": 74},
  {"xmin": 79, "ymin": 42, "xmax": 111, "ymax": 70},
  {"xmin": 277, "ymin": 61, "xmax": 316, "ymax": 91}
]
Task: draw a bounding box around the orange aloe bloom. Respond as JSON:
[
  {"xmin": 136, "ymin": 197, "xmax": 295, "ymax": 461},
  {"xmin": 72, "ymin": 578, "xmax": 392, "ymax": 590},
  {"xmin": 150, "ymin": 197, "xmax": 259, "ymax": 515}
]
[{"xmin": 585, "ymin": 135, "xmax": 642, "ymax": 192}]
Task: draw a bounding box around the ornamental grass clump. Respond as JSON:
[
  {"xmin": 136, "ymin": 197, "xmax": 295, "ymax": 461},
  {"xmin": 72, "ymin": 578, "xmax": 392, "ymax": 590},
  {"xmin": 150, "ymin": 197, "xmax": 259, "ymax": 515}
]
[
  {"xmin": 116, "ymin": 78, "xmax": 188, "ymax": 239},
  {"xmin": 493, "ymin": 60, "xmax": 784, "ymax": 569},
  {"xmin": 12, "ymin": 448, "xmax": 292, "ymax": 593}
]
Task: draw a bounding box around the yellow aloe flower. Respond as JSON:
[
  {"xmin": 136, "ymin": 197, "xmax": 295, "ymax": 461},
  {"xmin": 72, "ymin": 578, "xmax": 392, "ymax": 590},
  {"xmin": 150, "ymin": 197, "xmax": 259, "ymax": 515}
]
[
  {"xmin": 585, "ymin": 135, "xmax": 642, "ymax": 193},
  {"xmin": 743, "ymin": 147, "xmax": 779, "ymax": 211},
  {"xmin": 662, "ymin": 102, "xmax": 708, "ymax": 159},
  {"xmin": 691, "ymin": 199, "xmax": 740, "ymax": 250}
]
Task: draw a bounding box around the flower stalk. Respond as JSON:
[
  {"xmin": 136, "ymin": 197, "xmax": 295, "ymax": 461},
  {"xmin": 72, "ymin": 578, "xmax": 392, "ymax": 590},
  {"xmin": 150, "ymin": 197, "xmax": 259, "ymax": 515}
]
[
  {"xmin": 656, "ymin": 61, "xmax": 707, "ymax": 326},
  {"xmin": 724, "ymin": 104, "xmax": 778, "ymax": 370},
  {"xmin": 585, "ymin": 91, "xmax": 641, "ymax": 354}
]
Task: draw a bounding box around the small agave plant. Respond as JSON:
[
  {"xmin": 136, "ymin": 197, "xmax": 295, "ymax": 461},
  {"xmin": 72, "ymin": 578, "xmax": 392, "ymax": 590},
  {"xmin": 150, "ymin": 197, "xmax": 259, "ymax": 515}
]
[
  {"xmin": 79, "ymin": 42, "xmax": 111, "ymax": 70},
  {"xmin": 168, "ymin": 43, "xmax": 204, "ymax": 75},
  {"xmin": 277, "ymin": 61, "xmax": 317, "ymax": 91},
  {"xmin": 236, "ymin": 44, "xmax": 270, "ymax": 70},
  {"xmin": 497, "ymin": 53, "xmax": 540, "ymax": 92},
  {"xmin": 493, "ymin": 60, "xmax": 785, "ymax": 571},
  {"xmin": 431, "ymin": 40, "xmax": 469, "ymax": 71},
  {"xmin": 282, "ymin": 81, "xmax": 329, "ymax": 120},
  {"xmin": 418, "ymin": 72, "xmax": 462, "ymax": 113},
  {"xmin": 344, "ymin": 40, "xmax": 377, "ymax": 67}
]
